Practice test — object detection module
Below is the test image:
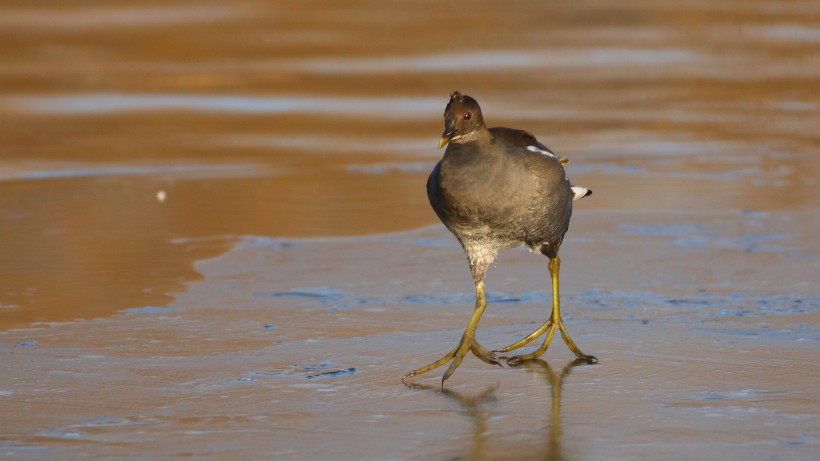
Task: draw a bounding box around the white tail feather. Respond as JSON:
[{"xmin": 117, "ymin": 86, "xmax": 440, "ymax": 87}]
[{"xmin": 571, "ymin": 186, "xmax": 592, "ymax": 201}]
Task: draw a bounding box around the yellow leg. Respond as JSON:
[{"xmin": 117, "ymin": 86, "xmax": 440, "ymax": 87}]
[
  {"xmin": 403, "ymin": 282, "xmax": 501, "ymax": 385},
  {"xmin": 502, "ymin": 256, "xmax": 597, "ymax": 365}
]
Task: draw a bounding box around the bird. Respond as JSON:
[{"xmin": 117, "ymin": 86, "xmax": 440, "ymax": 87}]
[{"xmin": 403, "ymin": 91, "xmax": 597, "ymax": 385}]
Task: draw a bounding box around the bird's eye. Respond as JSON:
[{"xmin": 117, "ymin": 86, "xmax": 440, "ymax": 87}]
[{"xmin": 464, "ymin": 111, "xmax": 472, "ymax": 121}]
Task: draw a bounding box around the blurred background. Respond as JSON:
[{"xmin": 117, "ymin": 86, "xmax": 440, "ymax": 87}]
[
  {"xmin": 0, "ymin": 0, "xmax": 817, "ymax": 328},
  {"xmin": 1, "ymin": 2, "xmax": 818, "ymax": 460}
]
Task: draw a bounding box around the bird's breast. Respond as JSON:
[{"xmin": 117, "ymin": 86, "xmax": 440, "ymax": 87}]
[{"xmin": 428, "ymin": 143, "xmax": 573, "ymax": 248}]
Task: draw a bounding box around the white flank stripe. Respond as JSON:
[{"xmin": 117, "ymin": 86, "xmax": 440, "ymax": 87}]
[
  {"xmin": 526, "ymin": 145, "xmax": 557, "ymax": 159},
  {"xmin": 571, "ymin": 186, "xmax": 590, "ymax": 201}
]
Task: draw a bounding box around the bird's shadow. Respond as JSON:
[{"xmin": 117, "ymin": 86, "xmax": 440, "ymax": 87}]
[{"xmin": 405, "ymin": 358, "xmax": 592, "ymax": 461}]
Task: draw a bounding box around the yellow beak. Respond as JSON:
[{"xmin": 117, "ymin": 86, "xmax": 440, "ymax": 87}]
[{"xmin": 438, "ymin": 136, "xmax": 450, "ymax": 149}]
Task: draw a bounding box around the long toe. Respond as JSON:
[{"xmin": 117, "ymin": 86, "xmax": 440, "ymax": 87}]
[
  {"xmin": 557, "ymin": 323, "xmax": 598, "ymax": 363},
  {"xmin": 494, "ymin": 319, "xmax": 553, "ymax": 354},
  {"xmin": 505, "ymin": 322, "xmax": 560, "ymax": 366},
  {"xmin": 441, "ymin": 339, "xmax": 473, "ymax": 383},
  {"xmin": 403, "ymin": 344, "xmax": 459, "ymax": 382},
  {"xmin": 403, "ymin": 338, "xmax": 503, "ymax": 385},
  {"xmin": 471, "ymin": 341, "xmax": 503, "ymax": 367}
]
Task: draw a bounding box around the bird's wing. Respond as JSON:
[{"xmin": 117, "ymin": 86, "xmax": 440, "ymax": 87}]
[{"xmin": 490, "ymin": 127, "xmax": 562, "ymax": 159}]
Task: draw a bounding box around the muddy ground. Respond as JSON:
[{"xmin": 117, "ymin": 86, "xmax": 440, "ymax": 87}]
[{"xmin": 0, "ymin": 1, "xmax": 818, "ymax": 460}]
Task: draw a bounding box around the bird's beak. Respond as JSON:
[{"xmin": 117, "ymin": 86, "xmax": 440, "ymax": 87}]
[
  {"xmin": 438, "ymin": 133, "xmax": 452, "ymax": 149},
  {"xmin": 439, "ymin": 115, "xmax": 455, "ymax": 149}
]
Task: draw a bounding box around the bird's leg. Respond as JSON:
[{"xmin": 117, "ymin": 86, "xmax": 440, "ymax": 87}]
[
  {"xmin": 501, "ymin": 256, "xmax": 597, "ymax": 365},
  {"xmin": 403, "ymin": 282, "xmax": 501, "ymax": 385},
  {"xmin": 494, "ymin": 257, "xmax": 559, "ymax": 354}
]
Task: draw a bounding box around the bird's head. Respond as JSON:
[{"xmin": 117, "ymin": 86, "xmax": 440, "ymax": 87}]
[{"xmin": 439, "ymin": 91, "xmax": 486, "ymax": 149}]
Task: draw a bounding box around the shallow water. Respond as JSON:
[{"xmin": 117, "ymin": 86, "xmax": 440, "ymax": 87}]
[{"xmin": 1, "ymin": 0, "xmax": 818, "ymax": 460}]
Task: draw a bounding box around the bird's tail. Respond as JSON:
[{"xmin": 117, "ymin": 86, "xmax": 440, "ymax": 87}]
[{"xmin": 570, "ymin": 186, "xmax": 592, "ymax": 201}]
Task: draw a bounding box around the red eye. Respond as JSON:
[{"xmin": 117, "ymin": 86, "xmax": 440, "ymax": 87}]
[{"xmin": 464, "ymin": 111, "xmax": 472, "ymax": 121}]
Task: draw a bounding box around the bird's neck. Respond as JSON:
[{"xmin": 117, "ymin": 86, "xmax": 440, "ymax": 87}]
[{"xmin": 452, "ymin": 126, "xmax": 491, "ymax": 146}]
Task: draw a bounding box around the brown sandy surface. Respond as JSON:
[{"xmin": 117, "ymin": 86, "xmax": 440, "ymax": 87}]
[{"xmin": 1, "ymin": 1, "xmax": 818, "ymax": 460}]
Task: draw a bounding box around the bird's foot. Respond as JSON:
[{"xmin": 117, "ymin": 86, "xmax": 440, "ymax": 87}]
[
  {"xmin": 494, "ymin": 319, "xmax": 554, "ymax": 354},
  {"xmin": 500, "ymin": 319, "xmax": 597, "ymax": 367},
  {"xmin": 402, "ymin": 338, "xmax": 502, "ymax": 387}
]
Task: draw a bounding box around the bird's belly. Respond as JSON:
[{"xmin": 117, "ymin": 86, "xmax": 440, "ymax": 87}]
[
  {"xmin": 448, "ymin": 221, "xmax": 528, "ymax": 250},
  {"xmin": 429, "ymin": 156, "xmax": 570, "ymax": 251}
]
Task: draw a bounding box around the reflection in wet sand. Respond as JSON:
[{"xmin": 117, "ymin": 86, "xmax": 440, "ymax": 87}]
[
  {"xmin": 408, "ymin": 359, "xmax": 592, "ymax": 461},
  {"xmin": 409, "ymin": 383, "xmax": 499, "ymax": 461},
  {"xmin": 520, "ymin": 359, "xmax": 594, "ymax": 461}
]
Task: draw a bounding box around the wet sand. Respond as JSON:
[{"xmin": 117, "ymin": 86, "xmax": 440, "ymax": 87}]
[{"xmin": 1, "ymin": 1, "xmax": 818, "ymax": 459}]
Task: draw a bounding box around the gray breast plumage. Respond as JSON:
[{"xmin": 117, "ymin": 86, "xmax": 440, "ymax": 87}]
[{"xmin": 427, "ymin": 136, "xmax": 573, "ymax": 255}]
